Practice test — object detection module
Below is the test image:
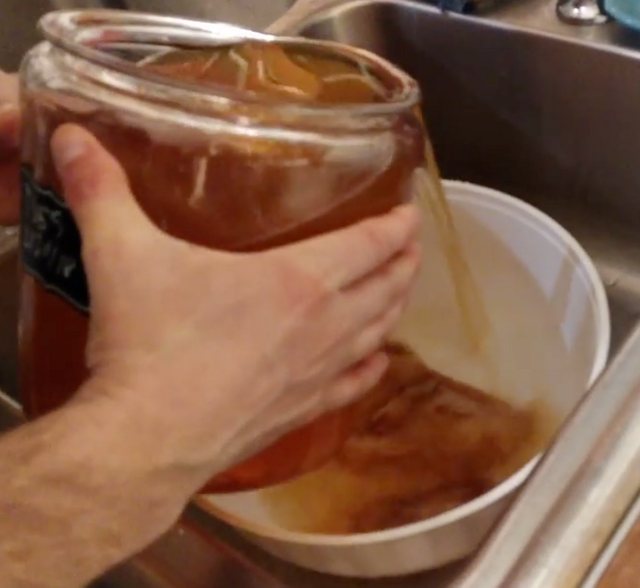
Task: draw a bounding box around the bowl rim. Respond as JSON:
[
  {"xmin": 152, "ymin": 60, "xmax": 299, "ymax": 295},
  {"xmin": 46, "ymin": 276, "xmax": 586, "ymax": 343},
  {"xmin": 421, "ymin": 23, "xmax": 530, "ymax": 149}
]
[{"xmin": 197, "ymin": 179, "xmax": 611, "ymax": 547}]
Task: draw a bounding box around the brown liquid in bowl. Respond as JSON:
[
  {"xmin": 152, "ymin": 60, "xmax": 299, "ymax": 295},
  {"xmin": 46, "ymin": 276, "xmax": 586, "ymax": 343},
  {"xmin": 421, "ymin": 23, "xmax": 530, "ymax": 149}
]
[
  {"xmin": 261, "ymin": 343, "xmax": 556, "ymax": 534},
  {"xmin": 19, "ymin": 41, "xmax": 425, "ymax": 493}
]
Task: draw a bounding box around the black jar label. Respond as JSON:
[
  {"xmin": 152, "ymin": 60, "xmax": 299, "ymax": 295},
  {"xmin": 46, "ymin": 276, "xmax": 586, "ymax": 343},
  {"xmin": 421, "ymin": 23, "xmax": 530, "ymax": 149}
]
[{"xmin": 21, "ymin": 165, "xmax": 89, "ymax": 314}]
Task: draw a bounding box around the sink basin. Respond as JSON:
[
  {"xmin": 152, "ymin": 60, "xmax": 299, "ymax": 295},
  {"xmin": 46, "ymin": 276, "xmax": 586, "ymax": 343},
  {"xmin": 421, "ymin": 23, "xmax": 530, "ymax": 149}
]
[{"xmin": 279, "ymin": 0, "xmax": 640, "ymax": 361}]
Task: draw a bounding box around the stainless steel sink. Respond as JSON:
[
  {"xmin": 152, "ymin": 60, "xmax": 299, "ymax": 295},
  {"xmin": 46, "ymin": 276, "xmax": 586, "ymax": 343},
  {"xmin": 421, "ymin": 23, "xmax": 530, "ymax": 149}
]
[
  {"xmin": 0, "ymin": 0, "xmax": 296, "ymax": 70},
  {"xmin": 275, "ymin": 0, "xmax": 640, "ymax": 360}
]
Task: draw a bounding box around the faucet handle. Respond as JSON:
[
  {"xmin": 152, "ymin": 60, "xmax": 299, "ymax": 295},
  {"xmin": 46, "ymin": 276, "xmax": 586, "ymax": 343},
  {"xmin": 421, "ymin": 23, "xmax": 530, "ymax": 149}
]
[{"xmin": 557, "ymin": 0, "xmax": 609, "ymax": 24}]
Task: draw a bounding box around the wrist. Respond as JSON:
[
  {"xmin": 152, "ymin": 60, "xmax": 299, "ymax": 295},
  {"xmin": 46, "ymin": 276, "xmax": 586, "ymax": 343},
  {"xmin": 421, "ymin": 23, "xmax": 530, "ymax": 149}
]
[
  {"xmin": 0, "ymin": 378, "xmax": 193, "ymax": 587},
  {"xmin": 64, "ymin": 380, "xmax": 197, "ymax": 526},
  {"xmin": 72, "ymin": 375, "xmax": 221, "ymax": 498}
]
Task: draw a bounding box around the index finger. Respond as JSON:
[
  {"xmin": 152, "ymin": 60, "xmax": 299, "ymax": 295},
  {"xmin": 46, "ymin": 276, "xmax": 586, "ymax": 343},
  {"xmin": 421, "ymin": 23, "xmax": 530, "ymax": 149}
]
[{"xmin": 280, "ymin": 204, "xmax": 421, "ymax": 289}]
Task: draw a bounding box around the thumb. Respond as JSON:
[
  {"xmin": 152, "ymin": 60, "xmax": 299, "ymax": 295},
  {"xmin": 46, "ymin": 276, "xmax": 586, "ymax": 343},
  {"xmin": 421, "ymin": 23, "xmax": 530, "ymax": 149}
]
[{"xmin": 51, "ymin": 124, "xmax": 155, "ymax": 252}]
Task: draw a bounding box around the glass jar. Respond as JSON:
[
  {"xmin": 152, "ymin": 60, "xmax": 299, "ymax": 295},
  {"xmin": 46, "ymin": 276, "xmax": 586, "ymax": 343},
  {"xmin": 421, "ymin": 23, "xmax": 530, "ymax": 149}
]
[{"xmin": 18, "ymin": 10, "xmax": 425, "ymax": 493}]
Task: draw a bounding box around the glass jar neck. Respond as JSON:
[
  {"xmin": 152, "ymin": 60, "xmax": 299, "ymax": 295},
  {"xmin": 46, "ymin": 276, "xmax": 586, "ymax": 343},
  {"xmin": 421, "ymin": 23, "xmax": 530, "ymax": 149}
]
[{"xmin": 35, "ymin": 9, "xmax": 420, "ymax": 133}]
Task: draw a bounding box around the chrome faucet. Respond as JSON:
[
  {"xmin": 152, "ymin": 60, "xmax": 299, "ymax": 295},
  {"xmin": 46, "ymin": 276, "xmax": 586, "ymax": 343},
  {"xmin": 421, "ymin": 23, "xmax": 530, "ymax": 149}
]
[{"xmin": 556, "ymin": 0, "xmax": 609, "ymax": 24}]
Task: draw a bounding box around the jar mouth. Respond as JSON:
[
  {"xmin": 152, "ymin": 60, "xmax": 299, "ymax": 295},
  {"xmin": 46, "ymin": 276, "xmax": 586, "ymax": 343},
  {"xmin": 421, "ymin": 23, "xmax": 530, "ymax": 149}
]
[{"xmin": 38, "ymin": 9, "xmax": 421, "ymax": 118}]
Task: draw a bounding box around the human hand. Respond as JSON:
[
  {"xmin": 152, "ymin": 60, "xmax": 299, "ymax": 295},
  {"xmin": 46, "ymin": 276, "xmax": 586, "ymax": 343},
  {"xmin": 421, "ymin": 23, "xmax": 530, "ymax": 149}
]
[
  {"xmin": 0, "ymin": 70, "xmax": 20, "ymax": 225},
  {"xmin": 52, "ymin": 124, "xmax": 421, "ymax": 494}
]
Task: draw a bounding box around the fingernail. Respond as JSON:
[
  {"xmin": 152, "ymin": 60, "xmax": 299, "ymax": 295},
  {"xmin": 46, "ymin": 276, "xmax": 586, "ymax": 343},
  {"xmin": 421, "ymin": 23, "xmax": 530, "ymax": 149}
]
[
  {"xmin": 52, "ymin": 126, "xmax": 87, "ymax": 169},
  {"xmin": 396, "ymin": 203, "xmax": 418, "ymax": 219},
  {"xmin": 394, "ymin": 204, "xmax": 421, "ymax": 233},
  {"xmin": 393, "ymin": 203, "xmax": 411, "ymax": 216},
  {"xmin": 375, "ymin": 351, "xmax": 390, "ymax": 374}
]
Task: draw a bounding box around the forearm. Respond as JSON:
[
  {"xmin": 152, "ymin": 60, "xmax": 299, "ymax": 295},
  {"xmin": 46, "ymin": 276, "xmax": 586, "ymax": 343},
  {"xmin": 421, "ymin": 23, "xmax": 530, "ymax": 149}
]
[{"xmin": 0, "ymin": 383, "xmax": 191, "ymax": 588}]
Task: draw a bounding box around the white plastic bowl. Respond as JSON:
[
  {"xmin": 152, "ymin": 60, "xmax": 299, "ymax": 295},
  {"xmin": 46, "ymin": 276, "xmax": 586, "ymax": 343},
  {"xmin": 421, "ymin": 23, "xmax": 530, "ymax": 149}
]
[{"xmin": 197, "ymin": 180, "xmax": 610, "ymax": 578}]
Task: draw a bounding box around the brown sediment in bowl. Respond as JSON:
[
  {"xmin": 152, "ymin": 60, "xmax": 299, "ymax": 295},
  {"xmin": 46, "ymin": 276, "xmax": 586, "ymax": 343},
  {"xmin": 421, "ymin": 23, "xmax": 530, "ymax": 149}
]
[{"xmin": 257, "ymin": 342, "xmax": 557, "ymax": 535}]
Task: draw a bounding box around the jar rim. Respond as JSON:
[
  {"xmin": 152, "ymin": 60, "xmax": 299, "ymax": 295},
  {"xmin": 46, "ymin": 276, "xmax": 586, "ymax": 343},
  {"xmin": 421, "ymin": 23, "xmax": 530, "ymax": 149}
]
[{"xmin": 38, "ymin": 9, "xmax": 421, "ymax": 119}]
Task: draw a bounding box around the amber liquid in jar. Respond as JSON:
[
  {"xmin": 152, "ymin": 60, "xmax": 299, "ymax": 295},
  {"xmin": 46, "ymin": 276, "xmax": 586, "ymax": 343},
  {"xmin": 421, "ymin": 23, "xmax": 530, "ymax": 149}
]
[{"xmin": 20, "ymin": 41, "xmax": 424, "ymax": 492}]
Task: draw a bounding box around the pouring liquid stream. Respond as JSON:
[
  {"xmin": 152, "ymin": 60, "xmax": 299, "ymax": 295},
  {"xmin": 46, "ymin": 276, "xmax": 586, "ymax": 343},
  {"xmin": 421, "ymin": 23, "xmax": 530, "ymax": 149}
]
[{"xmin": 416, "ymin": 147, "xmax": 493, "ymax": 358}]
